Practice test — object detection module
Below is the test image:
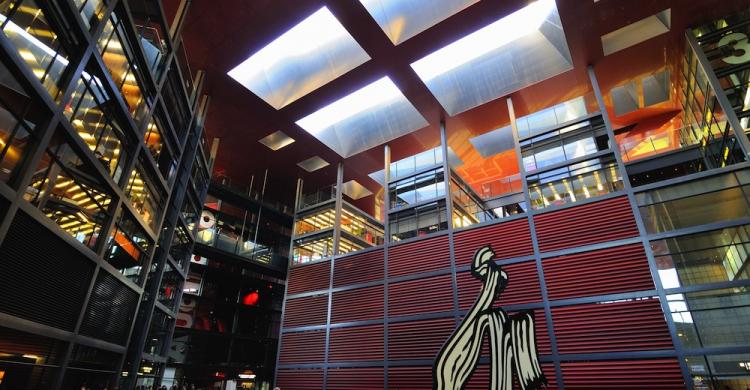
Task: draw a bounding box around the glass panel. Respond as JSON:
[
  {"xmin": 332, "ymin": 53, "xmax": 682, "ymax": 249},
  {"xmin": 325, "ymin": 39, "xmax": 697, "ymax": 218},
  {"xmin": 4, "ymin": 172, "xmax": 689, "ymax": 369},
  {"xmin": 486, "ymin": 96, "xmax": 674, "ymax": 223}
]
[
  {"xmin": 669, "ymin": 288, "xmax": 750, "ymax": 349},
  {"xmin": 293, "ymin": 234, "xmax": 334, "ymax": 264},
  {"xmin": 126, "ymin": 163, "xmax": 162, "ymax": 231},
  {"xmin": 169, "ymin": 223, "xmax": 191, "ymax": 268},
  {"xmin": 295, "ymin": 206, "xmax": 335, "ymax": 236},
  {"xmin": 158, "ymin": 262, "xmax": 181, "ymax": 311},
  {"xmin": 528, "ymin": 157, "xmax": 623, "ymax": 209},
  {"xmin": 0, "ymin": 0, "xmax": 71, "ymax": 99},
  {"xmin": 389, "ymin": 200, "xmax": 447, "ymax": 241},
  {"xmin": 0, "ymin": 61, "xmax": 42, "ymax": 183},
  {"xmin": 64, "ymin": 69, "xmax": 130, "ymax": 182},
  {"xmin": 105, "ymin": 207, "xmax": 151, "ymax": 285},
  {"xmin": 389, "ymin": 167, "xmax": 445, "ymax": 209},
  {"xmin": 339, "ymin": 203, "xmax": 384, "ymax": 250},
  {"xmin": 72, "ymin": 0, "xmax": 106, "ymax": 31},
  {"xmin": 98, "ymin": 15, "xmax": 148, "ymax": 123},
  {"xmin": 24, "ymin": 132, "xmax": 113, "ymax": 248},
  {"xmin": 653, "ymin": 225, "xmax": 750, "ymax": 288},
  {"xmin": 687, "ymin": 353, "xmax": 750, "ymax": 389}
]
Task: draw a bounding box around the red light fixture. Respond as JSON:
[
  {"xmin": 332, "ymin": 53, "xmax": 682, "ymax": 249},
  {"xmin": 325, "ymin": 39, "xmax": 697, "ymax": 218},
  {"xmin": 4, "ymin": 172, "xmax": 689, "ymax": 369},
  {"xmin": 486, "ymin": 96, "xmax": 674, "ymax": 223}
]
[{"xmin": 242, "ymin": 291, "xmax": 259, "ymax": 306}]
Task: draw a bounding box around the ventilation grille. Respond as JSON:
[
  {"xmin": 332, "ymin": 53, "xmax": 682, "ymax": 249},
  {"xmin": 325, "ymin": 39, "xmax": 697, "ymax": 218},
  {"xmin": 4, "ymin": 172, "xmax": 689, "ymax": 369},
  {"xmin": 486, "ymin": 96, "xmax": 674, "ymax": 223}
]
[
  {"xmin": 388, "ymin": 366, "xmax": 432, "ymax": 389},
  {"xmin": 333, "ymin": 249, "xmax": 384, "ymax": 287},
  {"xmin": 328, "ymin": 324, "xmax": 384, "ymax": 362},
  {"xmin": 282, "ymin": 294, "xmax": 328, "ymax": 328},
  {"xmin": 553, "ymin": 298, "xmax": 673, "ymax": 353},
  {"xmin": 79, "ymin": 271, "xmax": 139, "ymax": 345},
  {"xmin": 388, "ymin": 274, "xmax": 453, "ymax": 317},
  {"xmin": 287, "ymin": 260, "xmax": 330, "ymax": 295},
  {"xmin": 388, "ymin": 317, "xmax": 455, "ymax": 360},
  {"xmin": 331, "ymin": 284, "xmax": 383, "ymax": 323},
  {"xmin": 276, "ymin": 368, "xmax": 324, "ymax": 389},
  {"xmin": 457, "ymin": 260, "xmax": 541, "ymax": 309},
  {"xmin": 454, "ymin": 218, "xmax": 534, "ymax": 266},
  {"xmin": 388, "ymin": 234, "xmax": 450, "ymax": 278},
  {"xmin": 534, "ymin": 196, "xmax": 638, "ymax": 253},
  {"xmin": 0, "ymin": 212, "xmax": 94, "ymax": 330},
  {"xmin": 278, "ymin": 329, "xmax": 325, "ymax": 364},
  {"xmin": 561, "ymin": 358, "xmax": 684, "ymax": 388},
  {"xmin": 328, "ymin": 367, "xmax": 384, "ymax": 390},
  {"xmin": 544, "ymin": 243, "xmax": 654, "ymax": 300}
]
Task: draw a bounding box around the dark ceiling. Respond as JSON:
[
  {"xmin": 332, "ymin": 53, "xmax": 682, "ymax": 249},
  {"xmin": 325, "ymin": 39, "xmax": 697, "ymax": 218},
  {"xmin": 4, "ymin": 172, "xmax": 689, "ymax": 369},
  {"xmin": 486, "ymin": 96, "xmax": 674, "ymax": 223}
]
[{"xmin": 175, "ymin": 0, "xmax": 749, "ymax": 209}]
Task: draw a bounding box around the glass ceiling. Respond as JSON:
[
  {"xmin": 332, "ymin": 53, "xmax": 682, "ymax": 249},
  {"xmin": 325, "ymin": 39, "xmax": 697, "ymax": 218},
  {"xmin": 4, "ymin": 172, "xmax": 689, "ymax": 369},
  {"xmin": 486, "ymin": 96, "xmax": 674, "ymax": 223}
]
[
  {"xmin": 359, "ymin": 0, "xmax": 479, "ymax": 45},
  {"xmin": 227, "ymin": 7, "xmax": 370, "ymax": 110},
  {"xmin": 296, "ymin": 76, "xmax": 428, "ymax": 158},
  {"xmin": 411, "ymin": 0, "xmax": 573, "ymax": 116}
]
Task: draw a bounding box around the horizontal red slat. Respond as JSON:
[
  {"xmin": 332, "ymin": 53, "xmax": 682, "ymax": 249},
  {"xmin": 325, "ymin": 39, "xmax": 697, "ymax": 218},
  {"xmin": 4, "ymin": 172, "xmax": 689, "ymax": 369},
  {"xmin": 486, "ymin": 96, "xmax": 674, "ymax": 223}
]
[
  {"xmin": 287, "ymin": 261, "xmax": 330, "ymax": 295},
  {"xmin": 544, "ymin": 243, "xmax": 655, "ymax": 300},
  {"xmin": 388, "ymin": 235, "xmax": 450, "ymax": 278},
  {"xmin": 276, "ymin": 368, "xmax": 324, "ymax": 389},
  {"xmin": 278, "ymin": 330, "xmax": 325, "ymax": 364},
  {"xmin": 388, "ymin": 366, "xmax": 432, "ymax": 389},
  {"xmin": 388, "ymin": 317, "xmax": 455, "ymax": 360},
  {"xmin": 561, "ymin": 358, "xmax": 684, "ymax": 388},
  {"xmin": 457, "ymin": 260, "xmax": 541, "ymax": 310},
  {"xmin": 328, "ymin": 324, "xmax": 384, "ymax": 362},
  {"xmin": 553, "ymin": 298, "xmax": 673, "ymax": 354},
  {"xmin": 534, "ymin": 197, "xmax": 638, "ymax": 253},
  {"xmin": 327, "ymin": 367, "xmax": 384, "ymax": 390},
  {"xmin": 331, "ymin": 284, "xmax": 383, "ymax": 323},
  {"xmin": 454, "ymin": 218, "xmax": 534, "ymax": 266},
  {"xmin": 333, "ymin": 249, "xmax": 384, "ymax": 287},
  {"xmin": 388, "ymin": 274, "xmax": 454, "ymax": 317},
  {"xmin": 282, "ymin": 294, "xmax": 328, "ymax": 328},
  {"xmin": 465, "ymin": 363, "xmax": 558, "ymax": 389}
]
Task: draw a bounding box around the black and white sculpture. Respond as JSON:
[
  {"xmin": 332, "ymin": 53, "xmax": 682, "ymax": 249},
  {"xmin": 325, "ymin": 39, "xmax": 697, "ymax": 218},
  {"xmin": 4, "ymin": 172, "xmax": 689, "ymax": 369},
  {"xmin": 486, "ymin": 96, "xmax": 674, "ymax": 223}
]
[{"xmin": 434, "ymin": 245, "xmax": 546, "ymax": 390}]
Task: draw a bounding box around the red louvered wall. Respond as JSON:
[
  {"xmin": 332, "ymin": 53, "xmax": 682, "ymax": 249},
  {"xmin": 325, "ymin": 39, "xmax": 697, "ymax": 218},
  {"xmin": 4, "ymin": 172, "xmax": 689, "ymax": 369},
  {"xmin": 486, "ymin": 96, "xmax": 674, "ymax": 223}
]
[
  {"xmin": 561, "ymin": 359, "xmax": 684, "ymax": 388},
  {"xmin": 456, "ymin": 260, "xmax": 541, "ymax": 309},
  {"xmin": 331, "ymin": 284, "xmax": 383, "ymax": 323},
  {"xmin": 327, "ymin": 367, "xmax": 384, "ymax": 389},
  {"xmin": 333, "ymin": 249, "xmax": 384, "ymax": 287},
  {"xmin": 278, "ymin": 330, "xmax": 325, "ymax": 364},
  {"xmin": 287, "ymin": 261, "xmax": 330, "ymax": 295},
  {"xmin": 388, "ymin": 274, "xmax": 454, "ymax": 317},
  {"xmin": 276, "ymin": 368, "xmax": 324, "ymax": 389},
  {"xmin": 544, "ymin": 243, "xmax": 655, "ymax": 300},
  {"xmin": 388, "ymin": 317, "xmax": 456, "ymax": 360},
  {"xmin": 388, "ymin": 235, "xmax": 451, "ymax": 277},
  {"xmin": 464, "ymin": 364, "xmax": 558, "ymax": 389},
  {"xmin": 328, "ymin": 324, "xmax": 384, "ymax": 362},
  {"xmin": 552, "ymin": 298, "xmax": 673, "ymax": 353},
  {"xmin": 454, "ymin": 218, "xmax": 534, "ymax": 266},
  {"xmin": 534, "ymin": 196, "xmax": 639, "ymax": 253},
  {"xmin": 388, "ymin": 366, "xmax": 433, "ymax": 390},
  {"xmin": 282, "ymin": 294, "xmax": 328, "ymax": 328}
]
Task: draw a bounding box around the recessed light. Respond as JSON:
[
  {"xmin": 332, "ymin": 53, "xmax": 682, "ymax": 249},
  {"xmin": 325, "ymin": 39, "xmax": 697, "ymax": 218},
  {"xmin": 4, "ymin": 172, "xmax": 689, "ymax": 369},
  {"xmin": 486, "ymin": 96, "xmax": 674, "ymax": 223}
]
[
  {"xmin": 296, "ymin": 76, "xmax": 428, "ymax": 157},
  {"xmin": 297, "ymin": 156, "xmax": 330, "ymax": 172},
  {"xmin": 227, "ymin": 7, "xmax": 370, "ymax": 110},
  {"xmin": 258, "ymin": 130, "xmax": 295, "ymax": 151}
]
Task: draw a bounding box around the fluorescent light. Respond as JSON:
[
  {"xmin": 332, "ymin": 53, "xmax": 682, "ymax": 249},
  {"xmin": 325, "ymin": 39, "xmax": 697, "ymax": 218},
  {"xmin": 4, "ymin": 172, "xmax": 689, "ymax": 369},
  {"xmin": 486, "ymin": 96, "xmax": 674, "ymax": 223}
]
[
  {"xmin": 411, "ymin": 0, "xmax": 555, "ymax": 82},
  {"xmin": 297, "ymin": 76, "xmax": 402, "ymax": 135},
  {"xmin": 227, "ymin": 7, "xmax": 370, "ymax": 109}
]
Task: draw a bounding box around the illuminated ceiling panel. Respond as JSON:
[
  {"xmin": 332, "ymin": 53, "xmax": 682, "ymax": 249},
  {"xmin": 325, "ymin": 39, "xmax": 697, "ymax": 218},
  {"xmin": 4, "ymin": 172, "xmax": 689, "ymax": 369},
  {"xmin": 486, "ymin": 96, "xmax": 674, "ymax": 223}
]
[
  {"xmin": 296, "ymin": 76, "xmax": 429, "ymax": 158},
  {"xmin": 341, "ymin": 180, "xmax": 373, "ymax": 200},
  {"xmin": 297, "ymin": 156, "xmax": 330, "ymax": 172},
  {"xmin": 258, "ymin": 130, "xmax": 295, "ymax": 150},
  {"xmin": 227, "ymin": 7, "xmax": 371, "ymax": 110},
  {"xmin": 411, "ymin": 0, "xmax": 573, "ymax": 116},
  {"xmin": 359, "ymin": 0, "xmax": 479, "ymax": 45}
]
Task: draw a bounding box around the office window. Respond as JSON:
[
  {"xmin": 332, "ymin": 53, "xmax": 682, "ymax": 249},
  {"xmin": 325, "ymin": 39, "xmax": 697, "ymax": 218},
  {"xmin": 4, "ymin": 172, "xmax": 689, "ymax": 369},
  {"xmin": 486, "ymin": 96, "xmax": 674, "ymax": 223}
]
[
  {"xmin": 293, "ymin": 235, "xmax": 334, "ymax": 264},
  {"xmin": 126, "ymin": 162, "xmax": 163, "ymax": 232},
  {"xmin": 97, "ymin": 13, "xmax": 149, "ymax": 123},
  {"xmin": 64, "ymin": 68, "xmax": 130, "ymax": 182},
  {"xmin": 169, "ymin": 222, "xmax": 191, "ymax": 268},
  {"xmin": 106, "ymin": 207, "xmax": 151, "ymax": 285},
  {"xmin": 389, "ymin": 200, "xmax": 448, "ymax": 241},
  {"xmin": 0, "ymin": 60, "xmax": 44, "ymax": 183},
  {"xmin": 0, "ymin": 0, "xmax": 74, "ymax": 99},
  {"xmin": 686, "ymin": 353, "xmax": 750, "ymax": 388},
  {"xmin": 520, "ymin": 117, "xmax": 609, "ymax": 173},
  {"xmin": 389, "ymin": 167, "xmax": 445, "ymax": 209},
  {"xmin": 653, "ymin": 225, "xmax": 750, "ymax": 289},
  {"xmin": 72, "ymin": 0, "xmax": 106, "ymax": 31},
  {"xmin": 144, "ymin": 114, "xmax": 177, "ymax": 182},
  {"xmin": 295, "ymin": 206, "xmax": 335, "ymax": 236},
  {"xmin": 637, "ymin": 171, "xmax": 750, "ymax": 234},
  {"xmin": 669, "ymin": 288, "xmax": 750, "ymax": 349},
  {"xmin": 527, "ymin": 156, "xmax": 622, "ymax": 209},
  {"xmin": 24, "ymin": 132, "xmax": 113, "ymax": 249}
]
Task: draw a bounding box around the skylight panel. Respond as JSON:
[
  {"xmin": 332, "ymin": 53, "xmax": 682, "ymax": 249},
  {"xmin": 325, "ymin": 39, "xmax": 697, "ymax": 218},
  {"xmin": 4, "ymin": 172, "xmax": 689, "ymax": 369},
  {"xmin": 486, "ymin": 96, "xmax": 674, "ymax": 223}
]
[
  {"xmin": 296, "ymin": 76, "xmax": 428, "ymax": 158},
  {"xmin": 258, "ymin": 130, "xmax": 295, "ymax": 151},
  {"xmin": 227, "ymin": 7, "xmax": 370, "ymax": 110},
  {"xmin": 410, "ymin": 0, "xmax": 573, "ymax": 116},
  {"xmin": 601, "ymin": 9, "xmax": 670, "ymax": 56},
  {"xmin": 297, "ymin": 156, "xmax": 330, "ymax": 172},
  {"xmin": 359, "ymin": 0, "xmax": 479, "ymax": 45}
]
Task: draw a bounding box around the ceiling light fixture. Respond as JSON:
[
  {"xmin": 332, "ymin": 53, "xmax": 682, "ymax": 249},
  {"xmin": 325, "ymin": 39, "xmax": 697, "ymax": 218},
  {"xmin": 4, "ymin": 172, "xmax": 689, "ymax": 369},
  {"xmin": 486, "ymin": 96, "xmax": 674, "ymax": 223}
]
[
  {"xmin": 227, "ymin": 7, "xmax": 370, "ymax": 110},
  {"xmin": 411, "ymin": 0, "xmax": 555, "ymax": 82}
]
